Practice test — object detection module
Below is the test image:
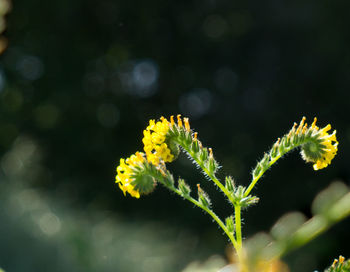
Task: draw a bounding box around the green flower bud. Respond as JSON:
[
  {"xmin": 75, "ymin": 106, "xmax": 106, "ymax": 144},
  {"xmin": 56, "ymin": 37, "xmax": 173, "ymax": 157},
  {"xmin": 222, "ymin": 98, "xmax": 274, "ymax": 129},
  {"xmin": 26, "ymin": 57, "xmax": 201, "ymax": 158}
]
[
  {"xmin": 197, "ymin": 184, "xmax": 211, "ymax": 208},
  {"xmin": 225, "ymin": 176, "xmax": 235, "ymax": 192},
  {"xmin": 260, "ymin": 153, "xmax": 270, "ymax": 169},
  {"xmin": 178, "ymin": 179, "xmax": 191, "ymax": 196},
  {"xmin": 199, "ymin": 148, "xmax": 209, "ymax": 163},
  {"xmin": 191, "ymin": 134, "xmax": 200, "ymax": 153},
  {"xmin": 270, "ymin": 139, "xmax": 280, "ymax": 158},
  {"xmin": 225, "ymin": 216, "xmax": 235, "ymax": 233}
]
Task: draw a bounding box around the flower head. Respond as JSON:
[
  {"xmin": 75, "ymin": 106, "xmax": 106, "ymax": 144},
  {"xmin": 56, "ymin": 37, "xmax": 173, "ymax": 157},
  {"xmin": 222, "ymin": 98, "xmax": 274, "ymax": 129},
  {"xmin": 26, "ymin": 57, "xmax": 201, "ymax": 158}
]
[
  {"xmin": 115, "ymin": 151, "xmax": 156, "ymax": 198},
  {"xmin": 300, "ymin": 117, "xmax": 338, "ymax": 170},
  {"xmin": 142, "ymin": 115, "xmax": 190, "ymax": 165},
  {"xmin": 142, "ymin": 117, "xmax": 173, "ymax": 165}
]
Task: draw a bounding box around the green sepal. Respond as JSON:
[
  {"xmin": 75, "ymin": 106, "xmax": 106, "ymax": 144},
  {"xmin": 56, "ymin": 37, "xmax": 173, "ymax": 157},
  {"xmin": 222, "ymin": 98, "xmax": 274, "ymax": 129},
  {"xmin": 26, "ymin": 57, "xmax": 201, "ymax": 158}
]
[
  {"xmin": 225, "ymin": 176, "xmax": 235, "ymax": 192},
  {"xmin": 225, "ymin": 216, "xmax": 235, "ymax": 233},
  {"xmin": 260, "ymin": 153, "xmax": 270, "ymax": 169},
  {"xmin": 131, "ymin": 172, "xmax": 157, "ymax": 194},
  {"xmin": 198, "ymin": 186, "xmax": 211, "ymax": 208},
  {"xmin": 191, "ymin": 140, "xmax": 200, "ymax": 153},
  {"xmin": 166, "ymin": 138, "xmax": 180, "ymax": 160},
  {"xmin": 239, "ymin": 195, "xmax": 259, "ymax": 208},
  {"xmin": 199, "ymin": 148, "xmax": 209, "ymax": 163},
  {"xmin": 252, "ymin": 163, "xmax": 262, "ymax": 179},
  {"xmin": 183, "ymin": 131, "xmax": 193, "ymax": 146},
  {"xmin": 301, "ymin": 138, "xmax": 324, "ymax": 161},
  {"xmin": 178, "ymin": 178, "xmax": 191, "ymax": 196},
  {"xmin": 270, "ymin": 142, "xmax": 279, "ymax": 158},
  {"xmin": 231, "ymin": 185, "xmax": 259, "ymax": 207},
  {"xmin": 205, "ymin": 157, "xmax": 219, "ymax": 175}
]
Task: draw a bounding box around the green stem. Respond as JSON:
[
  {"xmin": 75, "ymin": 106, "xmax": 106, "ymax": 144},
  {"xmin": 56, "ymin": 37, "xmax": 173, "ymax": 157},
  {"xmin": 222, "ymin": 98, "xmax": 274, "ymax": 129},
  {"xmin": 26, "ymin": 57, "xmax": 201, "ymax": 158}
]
[
  {"xmin": 167, "ymin": 183, "xmax": 243, "ymax": 261},
  {"xmin": 181, "ymin": 145, "xmax": 235, "ymax": 204},
  {"xmin": 202, "ymin": 164, "xmax": 234, "ymax": 202},
  {"xmin": 244, "ymin": 137, "xmax": 312, "ymax": 198},
  {"xmin": 174, "ymin": 186, "xmax": 237, "ymax": 246},
  {"xmin": 235, "ymin": 205, "xmax": 243, "ymax": 252},
  {"xmin": 244, "ymin": 154, "xmax": 282, "ymax": 197},
  {"xmin": 243, "ymin": 127, "xmax": 325, "ymax": 198}
]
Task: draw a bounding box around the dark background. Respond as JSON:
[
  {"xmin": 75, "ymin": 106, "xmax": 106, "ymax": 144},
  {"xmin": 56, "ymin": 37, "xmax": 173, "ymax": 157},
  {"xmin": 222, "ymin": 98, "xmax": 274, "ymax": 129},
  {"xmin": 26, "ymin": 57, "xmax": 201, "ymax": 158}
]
[{"xmin": 0, "ymin": 0, "xmax": 349, "ymax": 271}]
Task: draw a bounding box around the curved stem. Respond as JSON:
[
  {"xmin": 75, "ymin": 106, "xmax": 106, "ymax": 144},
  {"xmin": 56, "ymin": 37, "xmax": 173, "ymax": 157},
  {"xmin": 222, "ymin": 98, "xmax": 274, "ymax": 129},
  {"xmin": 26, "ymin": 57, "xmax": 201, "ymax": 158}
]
[
  {"xmin": 244, "ymin": 138, "xmax": 309, "ymax": 198},
  {"xmin": 244, "ymin": 155, "xmax": 282, "ymax": 197}
]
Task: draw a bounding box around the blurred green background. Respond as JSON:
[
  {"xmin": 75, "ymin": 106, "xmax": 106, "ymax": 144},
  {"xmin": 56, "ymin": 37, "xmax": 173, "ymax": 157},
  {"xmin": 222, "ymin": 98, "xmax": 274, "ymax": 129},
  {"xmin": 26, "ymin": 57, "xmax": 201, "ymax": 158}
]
[{"xmin": 0, "ymin": 0, "xmax": 349, "ymax": 271}]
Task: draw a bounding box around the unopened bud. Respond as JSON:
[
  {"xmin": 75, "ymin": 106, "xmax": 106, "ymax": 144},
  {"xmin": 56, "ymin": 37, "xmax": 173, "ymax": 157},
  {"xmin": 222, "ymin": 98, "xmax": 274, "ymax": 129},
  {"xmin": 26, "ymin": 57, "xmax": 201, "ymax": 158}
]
[
  {"xmin": 191, "ymin": 137, "xmax": 200, "ymax": 153},
  {"xmin": 261, "ymin": 153, "xmax": 270, "ymax": 168},
  {"xmin": 253, "ymin": 163, "xmax": 262, "ymax": 179},
  {"xmin": 197, "ymin": 184, "xmax": 211, "ymax": 208},
  {"xmin": 199, "ymin": 148, "xmax": 209, "ymax": 163},
  {"xmin": 206, "ymin": 156, "xmax": 218, "ymax": 174},
  {"xmin": 178, "ymin": 179, "xmax": 191, "ymax": 196},
  {"xmin": 225, "ymin": 216, "xmax": 235, "ymax": 233},
  {"xmin": 225, "ymin": 176, "xmax": 235, "ymax": 192},
  {"xmin": 270, "ymin": 138, "xmax": 280, "ymax": 158}
]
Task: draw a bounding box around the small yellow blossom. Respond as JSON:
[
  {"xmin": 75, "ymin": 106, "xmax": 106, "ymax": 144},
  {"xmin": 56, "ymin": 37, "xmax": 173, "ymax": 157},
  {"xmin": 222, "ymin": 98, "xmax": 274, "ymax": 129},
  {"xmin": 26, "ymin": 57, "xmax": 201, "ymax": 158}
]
[
  {"xmin": 142, "ymin": 117, "xmax": 174, "ymax": 165},
  {"xmin": 312, "ymin": 124, "xmax": 338, "ymax": 170},
  {"xmin": 115, "ymin": 152, "xmax": 146, "ymax": 198},
  {"xmin": 300, "ymin": 118, "xmax": 338, "ymax": 170},
  {"xmin": 142, "ymin": 115, "xmax": 193, "ymax": 166}
]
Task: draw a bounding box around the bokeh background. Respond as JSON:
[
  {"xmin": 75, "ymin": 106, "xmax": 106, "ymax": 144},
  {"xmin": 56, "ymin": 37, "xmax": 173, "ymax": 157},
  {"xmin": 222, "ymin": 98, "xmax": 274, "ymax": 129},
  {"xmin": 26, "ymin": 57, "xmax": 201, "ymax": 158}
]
[{"xmin": 0, "ymin": 0, "xmax": 349, "ymax": 271}]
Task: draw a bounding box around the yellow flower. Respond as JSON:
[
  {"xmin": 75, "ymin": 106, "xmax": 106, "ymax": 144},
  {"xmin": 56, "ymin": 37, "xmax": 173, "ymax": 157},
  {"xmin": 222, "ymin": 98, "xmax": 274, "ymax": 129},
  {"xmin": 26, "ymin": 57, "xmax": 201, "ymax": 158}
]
[
  {"xmin": 115, "ymin": 152, "xmax": 146, "ymax": 198},
  {"xmin": 142, "ymin": 117, "xmax": 174, "ymax": 165},
  {"xmin": 141, "ymin": 114, "xmax": 193, "ymax": 166},
  {"xmin": 300, "ymin": 118, "xmax": 338, "ymax": 170}
]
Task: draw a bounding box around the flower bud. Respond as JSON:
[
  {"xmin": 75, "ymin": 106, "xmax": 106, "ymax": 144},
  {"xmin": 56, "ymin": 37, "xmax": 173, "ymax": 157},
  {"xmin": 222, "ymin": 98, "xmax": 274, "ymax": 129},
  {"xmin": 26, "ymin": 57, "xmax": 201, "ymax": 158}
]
[
  {"xmin": 225, "ymin": 216, "xmax": 235, "ymax": 233},
  {"xmin": 197, "ymin": 184, "xmax": 211, "ymax": 208},
  {"xmin": 178, "ymin": 179, "xmax": 191, "ymax": 196},
  {"xmin": 225, "ymin": 176, "xmax": 235, "ymax": 192}
]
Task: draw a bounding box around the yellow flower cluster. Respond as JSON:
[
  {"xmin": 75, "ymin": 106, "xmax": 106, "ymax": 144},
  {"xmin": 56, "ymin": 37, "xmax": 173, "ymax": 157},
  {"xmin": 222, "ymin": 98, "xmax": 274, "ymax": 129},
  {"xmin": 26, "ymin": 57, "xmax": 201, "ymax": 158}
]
[
  {"xmin": 312, "ymin": 123, "xmax": 338, "ymax": 170},
  {"xmin": 115, "ymin": 152, "xmax": 145, "ymax": 198},
  {"xmin": 300, "ymin": 118, "xmax": 338, "ymax": 170},
  {"xmin": 142, "ymin": 116, "xmax": 173, "ymax": 165},
  {"xmin": 142, "ymin": 115, "xmax": 191, "ymax": 165},
  {"xmin": 116, "ymin": 115, "xmax": 191, "ymax": 198}
]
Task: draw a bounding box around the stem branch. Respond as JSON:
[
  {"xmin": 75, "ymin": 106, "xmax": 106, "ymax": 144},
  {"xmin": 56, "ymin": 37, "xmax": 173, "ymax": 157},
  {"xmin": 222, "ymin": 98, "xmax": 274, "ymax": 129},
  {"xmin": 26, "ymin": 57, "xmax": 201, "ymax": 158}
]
[{"xmin": 244, "ymin": 155, "xmax": 281, "ymax": 197}]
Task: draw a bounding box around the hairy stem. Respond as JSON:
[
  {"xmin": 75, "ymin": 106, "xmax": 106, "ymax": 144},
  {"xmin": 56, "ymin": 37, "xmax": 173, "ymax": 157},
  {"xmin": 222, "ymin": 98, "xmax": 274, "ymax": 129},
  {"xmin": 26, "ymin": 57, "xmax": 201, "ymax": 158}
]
[
  {"xmin": 235, "ymin": 205, "xmax": 243, "ymax": 252},
  {"xmin": 244, "ymin": 155, "xmax": 282, "ymax": 197},
  {"xmin": 179, "ymin": 143, "xmax": 235, "ymax": 204},
  {"xmin": 166, "ymin": 183, "xmax": 243, "ymax": 261}
]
